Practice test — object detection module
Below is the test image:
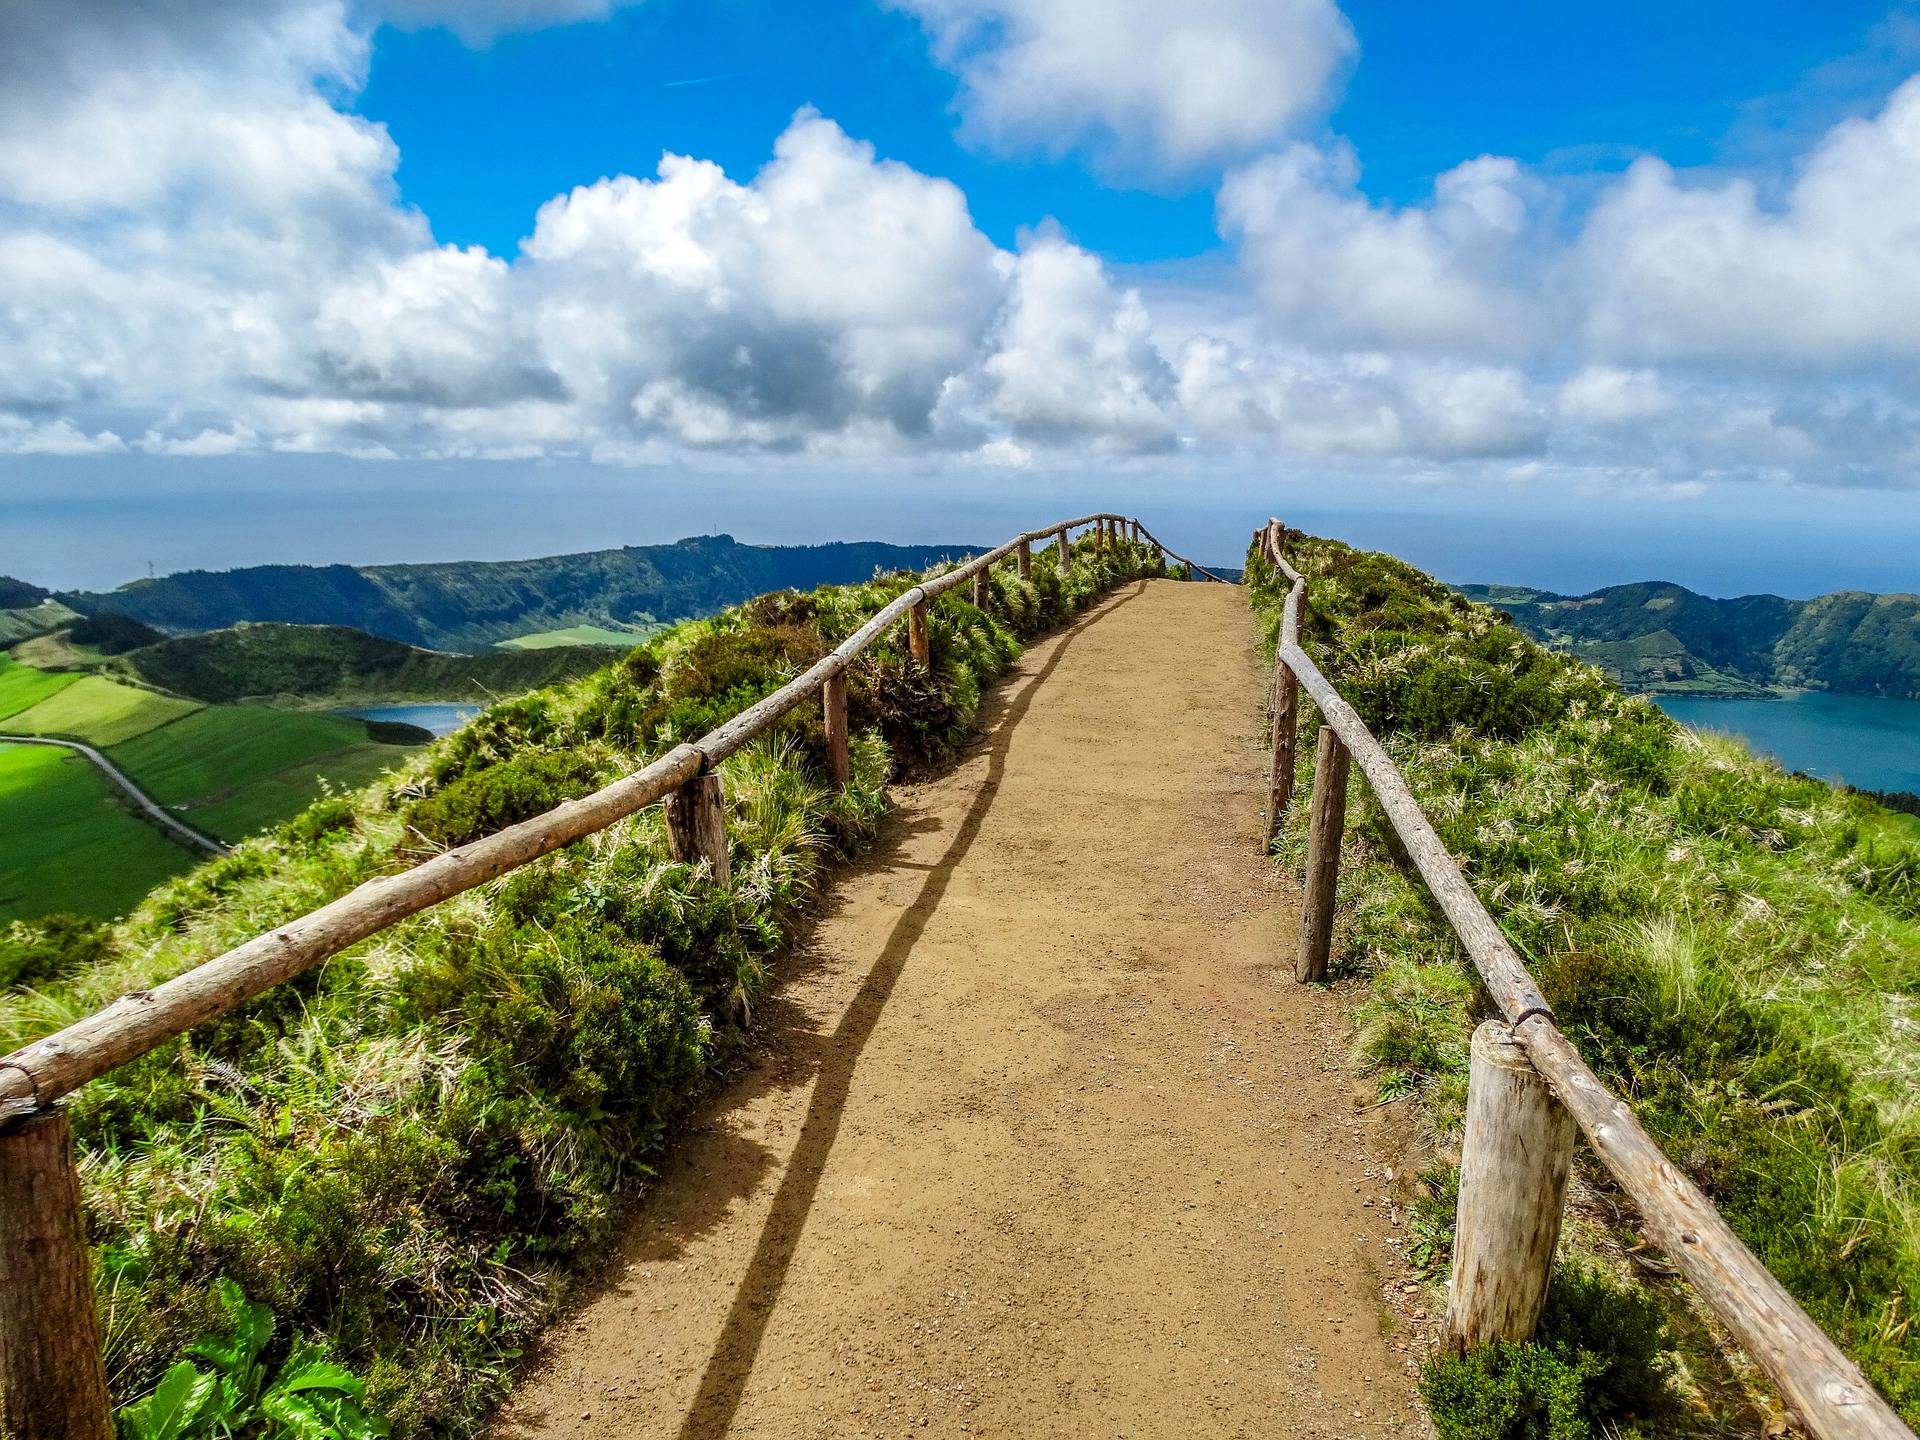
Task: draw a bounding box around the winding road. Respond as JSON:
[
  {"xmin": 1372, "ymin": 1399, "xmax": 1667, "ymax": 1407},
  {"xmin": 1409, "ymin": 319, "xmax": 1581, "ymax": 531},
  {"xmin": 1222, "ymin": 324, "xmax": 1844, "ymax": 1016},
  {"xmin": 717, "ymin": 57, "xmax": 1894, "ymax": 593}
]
[{"xmin": 0, "ymin": 733, "xmax": 228, "ymax": 855}]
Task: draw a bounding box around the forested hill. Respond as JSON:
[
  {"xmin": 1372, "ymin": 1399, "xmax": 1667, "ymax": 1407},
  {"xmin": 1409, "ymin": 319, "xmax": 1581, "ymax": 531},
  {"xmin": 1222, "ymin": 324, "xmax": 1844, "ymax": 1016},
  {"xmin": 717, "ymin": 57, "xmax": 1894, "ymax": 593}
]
[
  {"xmin": 58, "ymin": 535, "xmax": 981, "ymax": 652},
  {"xmin": 1462, "ymin": 579, "xmax": 1920, "ymax": 698}
]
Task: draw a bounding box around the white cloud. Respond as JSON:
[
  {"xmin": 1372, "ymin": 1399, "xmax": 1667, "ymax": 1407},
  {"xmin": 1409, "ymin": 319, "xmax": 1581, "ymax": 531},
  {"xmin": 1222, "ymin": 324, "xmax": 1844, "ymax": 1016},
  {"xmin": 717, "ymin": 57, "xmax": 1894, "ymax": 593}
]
[
  {"xmin": 1579, "ymin": 76, "xmax": 1920, "ymax": 366},
  {"xmin": 10, "ymin": 0, "xmax": 1920, "ymax": 493},
  {"xmin": 894, "ymin": 0, "xmax": 1354, "ymax": 172},
  {"xmin": 948, "ymin": 234, "xmax": 1178, "ymax": 451},
  {"xmin": 371, "ymin": 0, "xmax": 640, "ymax": 45},
  {"xmin": 1218, "ymin": 144, "xmax": 1546, "ymax": 355}
]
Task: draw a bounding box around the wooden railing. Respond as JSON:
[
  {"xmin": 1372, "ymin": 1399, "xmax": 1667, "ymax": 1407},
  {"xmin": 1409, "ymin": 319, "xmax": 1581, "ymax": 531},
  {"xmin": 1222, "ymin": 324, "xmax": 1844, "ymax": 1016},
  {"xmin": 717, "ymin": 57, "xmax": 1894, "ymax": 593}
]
[
  {"xmin": 0, "ymin": 513, "xmax": 1226, "ymax": 1438},
  {"xmin": 1256, "ymin": 519, "xmax": 1912, "ymax": 1440}
]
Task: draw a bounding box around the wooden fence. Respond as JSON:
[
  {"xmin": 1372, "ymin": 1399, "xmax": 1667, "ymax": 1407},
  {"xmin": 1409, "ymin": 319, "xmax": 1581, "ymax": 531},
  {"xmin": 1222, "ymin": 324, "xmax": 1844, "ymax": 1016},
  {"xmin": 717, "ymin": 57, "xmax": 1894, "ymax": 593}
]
[
  {"xmin": 0, "ymin": 512, "xmax": 1226, "ymax": 1438},
  {"xmin": 1257, "ymin": 519, "xmax": 1913, "ymax": 1440}
]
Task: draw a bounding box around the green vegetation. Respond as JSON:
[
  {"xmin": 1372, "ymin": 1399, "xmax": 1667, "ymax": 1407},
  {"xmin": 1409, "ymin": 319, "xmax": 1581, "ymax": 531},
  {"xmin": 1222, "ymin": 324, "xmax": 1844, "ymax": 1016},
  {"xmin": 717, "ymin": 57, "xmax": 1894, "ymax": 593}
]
[
  {"xmin": 0, "ymin": 653, "xmax": 82, "ymax": 719},
  {"xmin": 1462, "ymin": 579, "xmax": 1920, "ymax": 698},
  {"xmin": 497, "ymin": 622, "xmax": 665, "ymax": 649},
  {"xmin": 71, "ymin": 612, "xmax": 165, "ymax": 654},
  {"xmin": 110, "ymin": 708, "xmax": 416, "ymax": 842},
  {"xmin": 1252, "ymin": 537, "xmax": 1920, "ymax": 1432},
  {"xmin": 2, "ymin": 535, "xmax": 1160, "ymax": 1437},
  {"xmin": 60, "ymin": 534, "xmax": 984, "ymax": 651},
  {"xmin": 117, "ymin": 1281, "xmax": 386, "ymax": 1440},
  {"xmin": 0, "ymin": 745, "xmax": 193, "ymax": 921},
  {"xmin": 124, "ymin": 623, "xmax": 624, "ymax": 704},
  {"xmin": 0, "ymin": 597, "xmax": 81, "ymax": 645},
  {"xmin": 5, "ymin": 673, "xmax": 201, "ymax": 746}
]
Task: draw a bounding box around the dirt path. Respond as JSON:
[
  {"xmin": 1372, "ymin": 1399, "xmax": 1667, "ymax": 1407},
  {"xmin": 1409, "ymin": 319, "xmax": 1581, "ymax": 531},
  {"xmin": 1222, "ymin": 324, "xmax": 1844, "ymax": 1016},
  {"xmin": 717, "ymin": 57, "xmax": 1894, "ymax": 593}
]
[{"xmin": 496, "ymin": 580, "xmax": 1427, "ymax": 1440}]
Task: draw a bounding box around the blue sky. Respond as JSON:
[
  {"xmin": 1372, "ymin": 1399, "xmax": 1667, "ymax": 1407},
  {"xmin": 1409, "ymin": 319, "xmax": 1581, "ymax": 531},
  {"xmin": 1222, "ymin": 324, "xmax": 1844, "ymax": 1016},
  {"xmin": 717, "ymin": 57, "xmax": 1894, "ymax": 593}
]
[
  {"xmin": 5, "ymin": 0, "xmax": 1920, "ymax": 593},
  {"xmin": 362, "ymin": 1, "xmax": 1917, "ymax": 262}
]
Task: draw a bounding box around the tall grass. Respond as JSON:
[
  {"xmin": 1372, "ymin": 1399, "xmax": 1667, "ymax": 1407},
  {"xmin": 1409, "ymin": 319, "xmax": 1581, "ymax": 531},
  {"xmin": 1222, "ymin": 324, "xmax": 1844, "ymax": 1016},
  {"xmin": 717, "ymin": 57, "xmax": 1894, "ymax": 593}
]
[
  {"xmin": 1, "ymin": 536, "xmax": 1163, "ymax": 1437},
  {"xmin": 1246, "ymin": 534, "xmax": 1920, "ymax": 1434}
]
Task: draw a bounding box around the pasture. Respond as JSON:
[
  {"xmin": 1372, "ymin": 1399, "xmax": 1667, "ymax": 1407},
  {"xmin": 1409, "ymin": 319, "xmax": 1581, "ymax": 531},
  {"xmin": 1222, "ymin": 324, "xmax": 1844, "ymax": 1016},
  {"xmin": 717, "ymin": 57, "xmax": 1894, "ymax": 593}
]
[
  {"xmin": 0, "ymin": 743, "xmax": 191, "ymax": 922},
  {"xmin": 0, "ymin": 655, "xmax": 81, "ymax": 721},
  {"xmin": 109, "ymin": 707, "xmax": 416, "ymax": 841},
  {"xmin": 498, "ymin": 622, "xmax": 660, "ymax": 649},
  {"xmin": 2, "ymin": 673, "xmax": 201, "ymax": 745}
]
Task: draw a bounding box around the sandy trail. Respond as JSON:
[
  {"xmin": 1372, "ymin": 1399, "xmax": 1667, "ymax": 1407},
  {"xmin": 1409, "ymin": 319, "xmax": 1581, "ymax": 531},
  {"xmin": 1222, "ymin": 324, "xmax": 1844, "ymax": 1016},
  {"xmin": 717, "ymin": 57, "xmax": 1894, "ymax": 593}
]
[{"xmin": 496, "ymin": 579, "xmax": 1426, "ymax": 1440}]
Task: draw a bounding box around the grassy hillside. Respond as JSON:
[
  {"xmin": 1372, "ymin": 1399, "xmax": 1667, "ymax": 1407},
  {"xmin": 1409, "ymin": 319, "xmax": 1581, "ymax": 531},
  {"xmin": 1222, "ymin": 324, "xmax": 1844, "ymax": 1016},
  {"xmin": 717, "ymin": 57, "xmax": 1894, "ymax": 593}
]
[
  {"xmin": 124, "ymin": 623, "xmax": 626, "ymax": 704},
  {"xmin": 4, "ymin": 674, "xmax": 202, "ymax": 746},
  {"xmin": 0, "ymin": 655, "xmax": 81, "ymax": 719},
  {"xmin": 1254, "ymin": 539, "xmax": 1920, "ymax": 1436},
  {"xmin": 61, "ymin": 534, "xmax": 986, "ymax": 651},
  {"xmin": 0, "ymin": 597, "xmax": 81, "ymax": 645},
  {"xmin": 111, "ymin": 708, "xmax": 415, "ymax": 842},
  {"xmin": 1, "ymin": 536, "xmax": 1164, "ymax": 1437},
  {"xmin": 0, "ymin": 744, "xmax": 193, "ymax": 921},
  {"xmin": 1462, "ymin": 579, "xmax": 1920, "ymax": 698}
]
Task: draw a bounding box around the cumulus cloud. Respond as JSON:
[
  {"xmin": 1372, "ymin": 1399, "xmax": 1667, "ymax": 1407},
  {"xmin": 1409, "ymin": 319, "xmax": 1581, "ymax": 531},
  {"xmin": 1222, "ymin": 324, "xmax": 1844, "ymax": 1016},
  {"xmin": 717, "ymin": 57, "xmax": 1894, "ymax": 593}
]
[
  {"xmin": 893, "ymin": 0, "xmax": 1354, "ymax": 172},
  {"xmin": 1218, "ymin": 144, "xmax": 1547, "ymax": 355},
  {"xmin": 1578, "ymin": 76, "xmax": 1920, "ymax": 366},
  {"xmin": 9, "ymin": 0, "xmax": 1920, "ymax": 491}
]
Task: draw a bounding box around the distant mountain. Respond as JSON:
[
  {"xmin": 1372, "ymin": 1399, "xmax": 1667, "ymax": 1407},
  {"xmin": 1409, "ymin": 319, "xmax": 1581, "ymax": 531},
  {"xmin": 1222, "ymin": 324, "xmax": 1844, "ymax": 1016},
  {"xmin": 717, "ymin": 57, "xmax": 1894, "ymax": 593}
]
[
  {"xmin": 1461, "ymin": 580, "xmax": 1920, "ymax": 699},
  {"xmin": 123, "ymin": 623, "xmax": 624, "ymax": 705},
  {"xmin": 57, "ymin": 534, "xmax": 982, "ymax": 652},
  {"xmin": 0, "ymin": 576, "xmax": 48, "ymax": 610}
]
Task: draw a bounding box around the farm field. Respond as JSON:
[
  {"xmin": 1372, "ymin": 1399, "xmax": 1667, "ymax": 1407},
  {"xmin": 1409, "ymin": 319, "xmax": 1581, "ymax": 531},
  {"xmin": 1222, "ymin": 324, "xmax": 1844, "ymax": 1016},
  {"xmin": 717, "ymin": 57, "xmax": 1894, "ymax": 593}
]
[
  {"xmin": 497, "ymin": 622, "xmax": 660, "ymax": 649},
  {"xmin": 4, "ymin": 674, "xmax": 201, "ymax": 746},
  {"xmin": 0, "ymin": 743, "xmax": 192, "ymax": 922},
  {"xmin": 109, "ymin": 707, "xmax": 415, "ymax": 841},
  {"xmin": 0, "ymin": 655, "xmax": 81, "ymax": 720}
]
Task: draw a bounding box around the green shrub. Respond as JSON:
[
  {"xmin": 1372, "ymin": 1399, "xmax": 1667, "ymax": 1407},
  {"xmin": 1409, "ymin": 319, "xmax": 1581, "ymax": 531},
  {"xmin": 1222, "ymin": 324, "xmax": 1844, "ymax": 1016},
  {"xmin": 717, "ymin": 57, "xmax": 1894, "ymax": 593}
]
[
  {"xmin": 403, "ymin": 750, "xmax": 606, "ymax": 852},
  {"xmin": 1420, "ymin": 1269, "xmax": 1675, "ymax": 1440},
  {"xmin": 0, "ymin": 912, "xmax": 115, "ymax": 990}
]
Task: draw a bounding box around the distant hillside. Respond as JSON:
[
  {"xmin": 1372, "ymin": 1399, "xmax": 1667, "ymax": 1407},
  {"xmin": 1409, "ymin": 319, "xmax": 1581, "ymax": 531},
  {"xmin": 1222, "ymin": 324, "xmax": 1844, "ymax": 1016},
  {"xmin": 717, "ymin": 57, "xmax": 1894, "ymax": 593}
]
[
  {"xmin": 0, "ymin": 575, "xmax": 48, "ymax": 609},
  {"xmin": 124, "ymin": 623, "xmax": 625, "ymax": 705},
  {"xmin": 60, "ymin": 534, "xmax": 981, "ymax": 652},
  {"xmin": 1461, "ymin": 580, "xmax": 1920, "ymax": 699}
]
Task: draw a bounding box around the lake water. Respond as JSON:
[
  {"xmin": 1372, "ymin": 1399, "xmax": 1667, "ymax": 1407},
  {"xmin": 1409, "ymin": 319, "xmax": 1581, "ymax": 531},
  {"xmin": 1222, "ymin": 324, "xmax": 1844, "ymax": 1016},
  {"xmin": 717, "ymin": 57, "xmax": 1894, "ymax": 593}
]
[
  {"xmin": 1655, "ymin": 691, "xmax": 1920, "ymax": 795},
  {"xmin": 341, "ymin": 703, "xmax": 479, "ymax": 737}
]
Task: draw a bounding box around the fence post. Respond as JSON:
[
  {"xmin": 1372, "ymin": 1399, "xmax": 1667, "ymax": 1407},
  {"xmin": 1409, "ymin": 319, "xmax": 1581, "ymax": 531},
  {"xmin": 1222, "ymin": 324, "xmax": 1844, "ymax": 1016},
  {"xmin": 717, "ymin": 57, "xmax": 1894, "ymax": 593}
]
[
  {"xmin": 1296, "ymin": 726, "xmax": 1349, "ymax": 981},
  {"xmin": 1446, "ymin": 1021, "xmax": 1575, "ymax": 1351},
  {"xmin": 0, "ymin": 1109, "xmax": 113, "ymax": 1440},
  {"xmin": 906, "ymin": 598, "xmax": 931, "ymax": 666},
  {"xmin": 971, "ymin": 568, "xmax": 989, "ymax": 608},
  {"xmin": 1056, "ymin": 528, "xmax": 1071, "ymax": 567},
  {"xmin": 821, "ymin": 670, "xmax": 851, "ymax": 786},
  {"xmin": 1264, "ymin": 663, "xmax": 1300, "ymax": 845},
  {"xmin": 1094, "ymin": 519, "xmax": 1106, "ymax": 555},
  {"xmin": 1016, "ymin": 539, "xmax": 1032, "ymax": 580},
  {"xmin": 664, "ymin": 773, "xmax": 730, "ymax": 885}
]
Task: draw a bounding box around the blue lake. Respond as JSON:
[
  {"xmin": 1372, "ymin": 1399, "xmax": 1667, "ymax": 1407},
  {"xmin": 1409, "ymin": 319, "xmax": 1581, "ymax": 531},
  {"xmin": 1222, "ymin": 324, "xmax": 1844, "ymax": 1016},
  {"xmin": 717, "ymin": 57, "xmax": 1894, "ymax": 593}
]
[
  {"xmin": 341, "ymin": 703, "xmax": 479, "ymax": 737},
  {"xmin": 1655, "ymin": 691, "xmax": 1920, "ymax": 795}
]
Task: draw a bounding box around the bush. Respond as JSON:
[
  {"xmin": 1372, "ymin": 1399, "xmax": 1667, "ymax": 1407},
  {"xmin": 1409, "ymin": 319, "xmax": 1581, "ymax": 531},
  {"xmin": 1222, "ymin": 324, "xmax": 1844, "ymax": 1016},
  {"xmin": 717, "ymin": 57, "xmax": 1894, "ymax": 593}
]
[
  {"xmin": 1420, "ymin": 1269, "xmax": 1675, "ymax": 1440},
  {"xmin": 0, "ymin": 912, "xmax": 115, "ymax": 990},
  {"xmin": 403, "ymin": 750, "xmax": 606, "ymax": 853}
]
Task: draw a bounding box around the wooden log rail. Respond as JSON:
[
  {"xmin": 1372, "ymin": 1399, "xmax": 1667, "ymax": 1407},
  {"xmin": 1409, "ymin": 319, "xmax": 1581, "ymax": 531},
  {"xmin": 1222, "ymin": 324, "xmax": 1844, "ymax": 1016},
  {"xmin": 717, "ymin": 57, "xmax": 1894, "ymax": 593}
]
[
  {"xmin": 0, "ymin": 510, "xmax": 1195, "ymax": 1437},
  {"xmin": 1256, "ymin": 519, "xmax": 1913, "ymax": 1440}
]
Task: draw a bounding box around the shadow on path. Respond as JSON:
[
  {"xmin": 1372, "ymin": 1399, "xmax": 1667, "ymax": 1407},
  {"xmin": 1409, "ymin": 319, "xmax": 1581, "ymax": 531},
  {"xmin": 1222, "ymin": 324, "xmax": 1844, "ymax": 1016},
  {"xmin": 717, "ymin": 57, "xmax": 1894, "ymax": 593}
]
[{"xmin": 672, "ymin": 585, "xmax": 1142, "ymax": 1440}]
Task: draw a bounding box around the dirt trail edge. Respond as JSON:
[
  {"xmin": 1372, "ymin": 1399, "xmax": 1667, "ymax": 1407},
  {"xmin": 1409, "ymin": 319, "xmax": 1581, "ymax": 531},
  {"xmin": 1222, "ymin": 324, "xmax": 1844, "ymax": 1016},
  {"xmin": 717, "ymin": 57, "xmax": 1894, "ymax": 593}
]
[{"xmin": 496, "ymin": 580, "xmax": 1426, "ymax": 1440}]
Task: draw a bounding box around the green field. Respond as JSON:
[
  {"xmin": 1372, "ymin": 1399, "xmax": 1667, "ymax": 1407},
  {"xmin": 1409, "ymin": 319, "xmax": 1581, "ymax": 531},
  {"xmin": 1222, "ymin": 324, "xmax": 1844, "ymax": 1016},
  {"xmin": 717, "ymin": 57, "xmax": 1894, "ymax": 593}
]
[
  {"xmin": 0, "ymin": 743, "xmax": 193, "ymax": 922},
  {"xmin": 4, "ymin": 674, "xmax": 201, "ymax": 745},
  {"xmin": 0, "ymin": 656, "xmax": 81, "ymax": 720},
  {"xmin": 110, "ymin": 708, "xmax": 414, "ymax": 841},
  {"xmin": 498, "ymin": 622, "xmax": 660, "ymax": 650}
]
